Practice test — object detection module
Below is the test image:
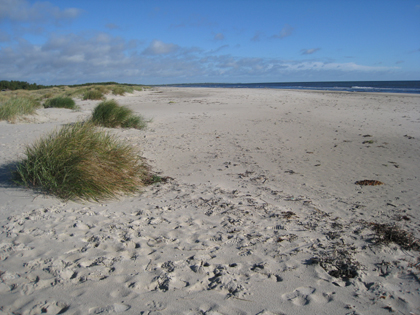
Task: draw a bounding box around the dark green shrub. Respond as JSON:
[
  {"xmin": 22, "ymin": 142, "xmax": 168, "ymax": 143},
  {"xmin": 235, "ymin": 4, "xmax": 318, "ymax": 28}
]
[
  {"xmin": 90, "ymin": 99, "xmax": 148, "ymax": 129},
  {"xmin": 83, "ymin": 90, "xmax": 104, "ymax": 100},
  {"xmin": 43, "ymin": 97, "xmax": 77, "ymax": 109}
]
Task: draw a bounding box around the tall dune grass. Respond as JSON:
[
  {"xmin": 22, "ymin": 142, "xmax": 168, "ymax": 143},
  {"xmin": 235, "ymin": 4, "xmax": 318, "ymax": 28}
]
[
  {"xmin": 83, "ymin": 90, "xmax": 104, "ymax": 100},
  {"xmin": 94, "ymin": 85, "xmax": 112, "ymax": 94},
  {"xmin": 0, "ymin": 97, "xmax": 41, "ymax": 122},
  {"xmin": 14, "ymin": 122, "xmax": 151, "ymax": 201},
  {"xmin": 112, "ymin": 86, "xmax": 126, "ymax": 95},
  {"xmin": 90, "ymin": 99, "xmax": 148, "ymax": 129},
  {"xmin": 112, "ymin": 85, "xmax": 134, "ymax": 95},
  {"xmin": 43, "ymin": 97, "xmax": 77, "ymax": 109}
]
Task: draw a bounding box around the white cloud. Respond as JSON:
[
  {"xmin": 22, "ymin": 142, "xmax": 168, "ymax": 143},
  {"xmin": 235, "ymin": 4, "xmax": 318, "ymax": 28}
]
[
  {"xmin": 214, "ymin": 33, "xmax": 224, "ymax": 40},
  {"xmin": 106, "ymin": 23, "xmax": 119, "ymax": 30},
  {"xmin": 0, "ymin": 0, "xmax": 82, "ymax": 23},
  {"xmin": 281, "ymin": 61, "xmax": 395, "ymax": 72},
  {"xmin": 0, "ymin": 29, "xmax": 10, "ymax": 42},
  {"xmin": 0, "ymin": 32, "xmax": 401, "ymax": 85},
  {"xmin": 272, "ymin": 24, "xmax": 294, "ymax": 39},
  {"xmin": 206, "ymin": 45, "xmax": 229, "ymax": 54},
  {"xmin": 142, "ymin": 40, "xmax": 179, "ymax": 55},
  {"xmin": 301, "ymin": 48, "xmax": 320, "ymax": 55},
  {"xmin": 170, "ymin": 14, "xmax": 216, "ymax": 29},
  {"xmin": 251, "ymin": 31, "xmax": 263, "ymax": 42}
]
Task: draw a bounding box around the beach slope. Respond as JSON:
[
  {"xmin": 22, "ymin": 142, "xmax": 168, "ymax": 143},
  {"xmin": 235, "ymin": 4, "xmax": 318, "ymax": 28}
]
[{"xmin": 1, "ymin": 88, "xmax": 419, "ymax": 314}]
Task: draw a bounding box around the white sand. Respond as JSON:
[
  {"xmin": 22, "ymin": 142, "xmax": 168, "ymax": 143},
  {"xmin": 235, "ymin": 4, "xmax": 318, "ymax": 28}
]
[{"xmin": 0, "ymin": 88, "xmax": 419, "ymax": 314}]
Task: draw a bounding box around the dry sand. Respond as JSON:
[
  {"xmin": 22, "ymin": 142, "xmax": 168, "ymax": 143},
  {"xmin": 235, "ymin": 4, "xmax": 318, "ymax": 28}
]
[{"xmin": 0, "ymin": 87, "xmax": 419, "ymax": 314}]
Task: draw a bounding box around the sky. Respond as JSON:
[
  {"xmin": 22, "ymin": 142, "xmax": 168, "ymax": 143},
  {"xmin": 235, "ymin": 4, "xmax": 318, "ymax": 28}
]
[{"xmin": 0, "ymin": 0, "xmax": 419, "ymax": 85}]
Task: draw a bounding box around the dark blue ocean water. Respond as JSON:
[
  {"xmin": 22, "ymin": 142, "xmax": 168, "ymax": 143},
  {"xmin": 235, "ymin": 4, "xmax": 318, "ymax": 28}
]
[{"xmin": 168, "ymin": 81, "xmax": 420, "ymax": 94}]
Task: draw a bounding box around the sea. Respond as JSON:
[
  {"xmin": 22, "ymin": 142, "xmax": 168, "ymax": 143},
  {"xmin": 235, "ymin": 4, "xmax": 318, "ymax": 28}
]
[{"xmin": 168, "ymin": 81, "xmax": 420, "ymax": 94}]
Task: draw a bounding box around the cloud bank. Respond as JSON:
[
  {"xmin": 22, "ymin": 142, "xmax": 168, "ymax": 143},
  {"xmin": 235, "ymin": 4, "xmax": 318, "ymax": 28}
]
[
  {"xmin": 0, "ymin": 1, "xmax": 410, "ymax": 85},
  {"xmin": 143, "ymin": 40, "xmax": 179, "ymax": 55},
  {"xmin": 0, "ymin": 32, "xmax": 399, "ymax": 85},
  {"xmin": 0, "ymin": 0, "xmax": 82, "ymax": 23}
]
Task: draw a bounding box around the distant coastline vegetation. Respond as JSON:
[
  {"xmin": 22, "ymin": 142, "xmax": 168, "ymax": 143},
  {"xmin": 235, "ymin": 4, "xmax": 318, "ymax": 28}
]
[
  {"xmin": 0, "ymin": 80, "xmax": 147, "ymax": 91},
  {"xmin": 0, "ymin": 80, "xmax": 150, "ymax": 122}
]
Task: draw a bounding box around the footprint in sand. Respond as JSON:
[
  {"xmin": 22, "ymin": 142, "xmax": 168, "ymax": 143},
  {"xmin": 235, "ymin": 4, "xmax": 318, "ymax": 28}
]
[
  {"xmin": 28, "ymin": 301, "xmax": 70, "ymax": 314},
  {"xmin": 89, "ymin": 303, "xmax": 131, "ymax": 314},
  {"xmin": 282, "ymin": 286, "xmax": 316, "ymax": 305}
]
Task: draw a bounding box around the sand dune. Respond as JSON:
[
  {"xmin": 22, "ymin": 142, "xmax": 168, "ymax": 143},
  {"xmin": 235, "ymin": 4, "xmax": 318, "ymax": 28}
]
[{"xmin": 0, "ymin": 88, "xmax": 419, "ymax": 314}]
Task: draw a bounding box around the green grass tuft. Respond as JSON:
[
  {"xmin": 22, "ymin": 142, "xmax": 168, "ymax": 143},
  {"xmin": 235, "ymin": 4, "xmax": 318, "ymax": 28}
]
[
  {"xmin": 43, "ymin": 97, "xmax": 77, "ymax": 109},
  {"xmin": 14, "ymin": 122, "xmax": 151, "ymax": 201},
  {"xmin": 123, "ymin": 86, "xmax": 134, "ymax": 93},
  {"xmin": 112, "ymin": 85, "xmax": 134, "ymax": 96},
  {"xmin": 94, "ymin": 85, "xmax": 112, "ymax": 94},
  {"xmin": 90, "ymin": 99, "xmax": 148, "ymax": 129},
  {"xmin": 83, "ymin": 90, "xmax": 104, "ymax": 100},
  {"xmin": 112, "ymin": 86, "xmax": 126, "ymax": 95},
  {"xmin": 0, "ymin": 97, "xmax": 41, "ymax": 122}
]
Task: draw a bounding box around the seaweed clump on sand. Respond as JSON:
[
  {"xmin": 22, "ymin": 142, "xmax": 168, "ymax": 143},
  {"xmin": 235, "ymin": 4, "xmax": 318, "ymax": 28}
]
[
  {"xmin": 355, "ymin": 180, "xmax": 384, "ymax": 186},
  {"xmin": 369, "ymin": 223, "xmax": 420, "ymax": 251},
  {"xmin": 310, "ymin": 249, "xmax": 360, "ymax": 280}
]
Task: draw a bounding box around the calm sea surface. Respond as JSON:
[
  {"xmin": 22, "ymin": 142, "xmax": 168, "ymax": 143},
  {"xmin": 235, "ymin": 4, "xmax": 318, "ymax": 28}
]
[{"xmin": 167, "ymin": 81, "xmax": 420, "ymax": 94}]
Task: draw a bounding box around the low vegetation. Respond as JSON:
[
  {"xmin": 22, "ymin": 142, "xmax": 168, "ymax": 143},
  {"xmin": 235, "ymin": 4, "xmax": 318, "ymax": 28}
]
[
  {"xmin": 90, "ymin": 99, "xmax": 148, "ymax": 129},
  {"xmin": 0, "ymin": 80, "xmax": 148, "ymax": 92},
  {"xmin": 14, "ymin": 122, "xmax": 151, "ymax": 201},
  {"xmin": 112, "ymin": 86, "xmax": 126, "ymax": 95},
  {"xmin": 112, "ymin": 85, "xmax": 135, "ymax": 95},
  {"xmin": 1, "ymin": 82, "xmax": 147, "ymax": 105},
  {"xmin": 83, "ymin": 90, "xmax": 104, "ymax": 100},
  {"xmin": 0, "ymin": 80, "xmax": 49, "ymax": 91},
  {"xmin": 0, "ymin": 97, "xmax": 41, "ymax": 122},
  {"xmin": 43, "ymin": 97, "xmax": 77, "ymax": 109}
]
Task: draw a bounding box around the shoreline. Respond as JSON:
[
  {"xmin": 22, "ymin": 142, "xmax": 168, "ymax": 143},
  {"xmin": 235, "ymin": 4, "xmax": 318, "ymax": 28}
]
[
  {"xmin": 158, "ymin": 85, "xmax": 420, "ymax": 97},
  {"xmin": 157, "ymin": 79, "xmax": 420, "ymax": 95},
  {"xmin": 1, "ymin": 87, "xmax": 419, "ymax": 314}
]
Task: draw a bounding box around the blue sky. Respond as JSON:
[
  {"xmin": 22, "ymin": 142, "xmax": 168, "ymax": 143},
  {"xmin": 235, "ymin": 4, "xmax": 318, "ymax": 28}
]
[{"xmin": 0, "ymin": 0, "xmax": 419, "ymax": 85}]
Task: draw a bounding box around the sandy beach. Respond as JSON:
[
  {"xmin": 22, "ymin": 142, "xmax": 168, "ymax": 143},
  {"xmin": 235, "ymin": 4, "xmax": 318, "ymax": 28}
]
[{"xmin": 1, "ymin": 87, "xmax": 419, "ymax": 314}]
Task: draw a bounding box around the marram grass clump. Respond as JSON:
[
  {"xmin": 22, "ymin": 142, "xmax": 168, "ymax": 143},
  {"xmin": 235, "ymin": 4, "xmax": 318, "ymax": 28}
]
[
  {"xmin": 14, "ymin": 122, "xmax": 151, "ymax": 201},
  {"xmin": 83, "ymin": 90, "xmax": 104, "ymax": 100},
  {"xmin": 112, "ymin": 86, "xmax": 126, "ymax": 96},
  {"xmin": 90, "ymin": 99, "xmax": 148, "ymax": 129},
  {"xmin": 0, "ymin": 97, "xmax": 41, "ymax": 122},
  {"xmin": 43, "ymin": 96, "xmax": 77, "ymax": 109},
  {"xmin": 112, "ymin": 85, "xmax": 134, "ymax": 95}
]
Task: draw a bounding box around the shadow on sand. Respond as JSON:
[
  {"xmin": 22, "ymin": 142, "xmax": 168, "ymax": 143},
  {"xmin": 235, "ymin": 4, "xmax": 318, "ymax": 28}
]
[{"xmin": 0, "ymin": 161, "xmax": 19, "ymax": 188}]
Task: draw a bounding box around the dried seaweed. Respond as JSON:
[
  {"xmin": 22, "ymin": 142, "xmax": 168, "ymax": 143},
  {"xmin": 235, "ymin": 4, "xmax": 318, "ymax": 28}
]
[
  {"xmin": 369, "ymin": 223, "xmax": 420, "ymax": 251},
  {"xmin": 311, "ymin": 249, "xmax": 360, "ymax": 280},
  {"xmin": 355, "ymin": 180, "xmax": 384, "ymax": 186}
]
